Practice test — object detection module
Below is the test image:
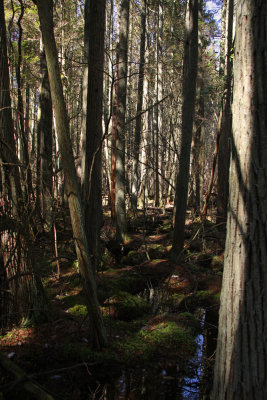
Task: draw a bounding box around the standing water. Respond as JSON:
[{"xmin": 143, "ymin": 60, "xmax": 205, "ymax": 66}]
[{"xmin": 93, "ymin": 310, "xmax": 208, "ymax": 399}]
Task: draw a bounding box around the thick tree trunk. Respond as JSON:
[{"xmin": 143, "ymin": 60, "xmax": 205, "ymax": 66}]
[
  {"xmin": 172, "ymin": 0, "xmax": 198, "ymax": 256},
  {"xmin": 81, "ymin": 0, "xmax": 106, "ymax": 273},
  {"xmin": 212, "ymin": 1, "xmax": 267, "ymax": 398},
  {"xmin": 33, "ymin": 0, "xmax": 107, "ymax": 348}
]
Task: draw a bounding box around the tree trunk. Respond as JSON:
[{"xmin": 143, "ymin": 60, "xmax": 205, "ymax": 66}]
[
  {"xmin": 172, "ymin": 0, "xmax": 198, "ymax": 256},
  {"xmin": 191, "ymin": 1, "xmax": 204, "ymax": 212},
  {"xmin": 216, "ymin": 0, "xmax": 234, "ymax": 223},
  {"xmin": 80, "ymin": 0, "xmax": 106, "ymax": 273},
  {"xmin": 37, "ymin": 45, "xmax": 53, "ymax": 232},
  {"xmin": 0, "ymin": 0, "xmax": 48, "ymax": 329},
  {"xmin": 212, "ymin": 1, "xmax": 267, "ymax": 398},
  {"xmin": 33, "ymin": 0, "xmax": 107, "ymax": 348},
  {"xmin": 131, "ymin": 0, "xmax": 146, "ymax": 211},
  {"xmin": 115, "ymin": 0, "xmax": 130, "ymax": 242}
]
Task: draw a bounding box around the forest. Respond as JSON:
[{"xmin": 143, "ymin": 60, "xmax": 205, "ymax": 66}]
[{"xmin": 0, "ymin": 0, "xmax": 266, "ymax": 399}]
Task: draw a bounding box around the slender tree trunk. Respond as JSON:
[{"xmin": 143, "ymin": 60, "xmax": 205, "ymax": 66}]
[
  {"xmin": 212, "ymin": 1, "xmax": 267, "ymax": 398},
  {"xmin": 217, "ymin": 0, "xmax": 234, "ymax": 223},
  {"xmin": 115, "ymin": 0, "xmax": 130, "ymax": 242},
  {"xmin": 33, "ymin": 0, "xmax": 107, "ymax": 348},
  {"xmin": 16, "ymin": 0, "xmax": 34, "ymax": 202},
  {"xmin": 172, "ymin": 0, "xmax": 198, "ymax": 256},
  {"xmin": 131, "ymin": 0, "xmax": 146, "ymax": 210},
  {"xmin": 37, "ymin": 45, "xmax": 53, "ymax": 232},
  {"xmin": 191, "ymin": 0, "xmax": 204, "ymax": 213}
]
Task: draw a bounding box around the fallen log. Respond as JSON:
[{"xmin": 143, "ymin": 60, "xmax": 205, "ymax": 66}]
[{"xmin": 0, "ymin": 351, "xmax": 54, "ymax": 400}]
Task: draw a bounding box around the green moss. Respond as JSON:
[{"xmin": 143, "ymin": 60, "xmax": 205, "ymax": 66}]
[
  {"xmin": 178, "ymin": 312, "xmax": 202, "ymax": 335},
  {"xmin": 62, "ymin": 292, "xmax": 86, "ymax": 309},
  {"xmin": 187, "ymin": 290, "xmax": 221, "ymax": 309},
  {"xmin": 147, "ymin": 244, "xmax": 165, "ymax": 259},
  {"xmin": 121, "ymin": 250, "xmax": 145, "ymax": 265},
  {"xmin": 72, "ymin": 260, "xmax": 79, "ymax": 272},
  {"xmin": 163, "ymin": 293, "xmax": 185, "ymax": 309},
  {"xmin": 98, "ymin": 274, "xmax": 142, "ymax": 303},
  {"xmin": 68, "ymin": 304, "xmax": 87, "ymax": 316},
  {"xmin": 160, "ymin": 221, "xmax": 172, "ymax": 232},
  {"xmin": 99, "ymin": 252, "xmax": 113, "ymax": 271},
  {"xmin": 107, "ymin": 291, "xmax": 150, "ymax": 320},
  {"xmin": 139, "ymin": 321, "xmax": 194, "ymax": 352},
  {"xmin": 114, "ymin": 321, "xmax": 195, "ymax": 365}
]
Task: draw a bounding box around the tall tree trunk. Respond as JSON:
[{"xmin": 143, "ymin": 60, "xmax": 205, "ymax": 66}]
[
  {"xmin": 37, "ymin": 45, "xmax": 53, "ymax": 232},
  {"xmin": 80, "ymin": 0, "xmax": 106, "ymax": 273},
  {"xmin": 216, "ymin": 0, "xmax": 234, "ymax": 223},
  {"xmin": 172, "ymin": 0, "xmax": 198, "ymax": 256},
  {"xmin": 0, "ymin": 0, "xmax": 48, "ymax": 329},
  {"xmin": 131, "ymin": 0, "xmax": 146, "ymax": 210},
  {"xmin": 155, "ymin": 1, "xmax": 163, "ymax": 208},
  {"xmin": 212, "ymin": 1, "xmax": 267, "ymax": 398},
  {"xmin": 16, "ymin": 0, "xmax": 34, "ymax": 202},
  {"xmin": 33, "ymin": 0, "xmax": 107, "ymax": 349},
  {"xmin": 115, "ymin": 0, "xmax": 130, "ymax": 242},
  {"xmin": 191, "ymin": 0, "xmax": 204, "ymax": 212}
]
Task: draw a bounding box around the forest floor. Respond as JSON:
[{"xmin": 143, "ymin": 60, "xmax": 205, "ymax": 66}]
[{"xmin": 0, "ymin": 205, "xmax": 225, "ymax": 400}]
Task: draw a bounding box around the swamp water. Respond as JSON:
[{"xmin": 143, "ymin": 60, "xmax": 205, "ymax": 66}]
[{"xmin": 90, "ymin": 309, "xmax": 217, "ymax": 399}]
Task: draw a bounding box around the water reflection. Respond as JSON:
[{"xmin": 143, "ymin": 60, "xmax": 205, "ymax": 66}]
[
  {"xmin": 182, "ymin": 311, "xmax": 206, "ymax": 399},
  {"xmin": 92, "ymin": 311, "xmax": 208, "ymax": 400}
]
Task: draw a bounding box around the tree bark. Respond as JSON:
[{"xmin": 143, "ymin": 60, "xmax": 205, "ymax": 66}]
[
  {"xmin": 131, "ymin": 0, "xmax": 146, "ymax": 211},
  {"xmin": 216, "ymin": 0, "xmax": 234, "ymax": 223},
  {"xmin": 115, "ymin": 0, "xmax": 130, "ymax": 242},
  {"xmin": 172, "ymin": 0, "xmax": 198, "ymax": 256},
  {"xmin": 0, "ymin": 0, "xmax": 48, "ymax": 329},
  {"xmin": 37, "ymin": 45, "xmax": 53, "ymax": 232},
  {"xmin": 80, "ymin": 0, "xmax": 106, "ymax": 273},
  {"xmin": 212, "ymin": 1, "xmax": 267, "ymax": 398},
  {"xmin": 33, "ymin": 0, "xmax": 107, "ymax": 348}
]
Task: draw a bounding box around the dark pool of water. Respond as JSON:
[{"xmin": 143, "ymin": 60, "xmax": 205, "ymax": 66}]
[{"xmin": 91, "ymin": 311, "xmax": 210, "ymax": 400}]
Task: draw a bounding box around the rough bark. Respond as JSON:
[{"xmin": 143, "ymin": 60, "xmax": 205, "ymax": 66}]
[
  {"xmin": 172, "ymin": 0, "xmax": 198, "ymax": 256},
  {"xmin": 212, "ymin": 1, "xmax": 267, "ymax": 398},
  {"xmin": 37, "ymin": 46, "xmax": 53, "ymax": 232},
  {"xmin": 80, "ymin": 0, "xmax": 106, "ymax": 272},
  {"xmin": 33, "ymin": 0, "xmax": 107, "ymax": 348}
]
